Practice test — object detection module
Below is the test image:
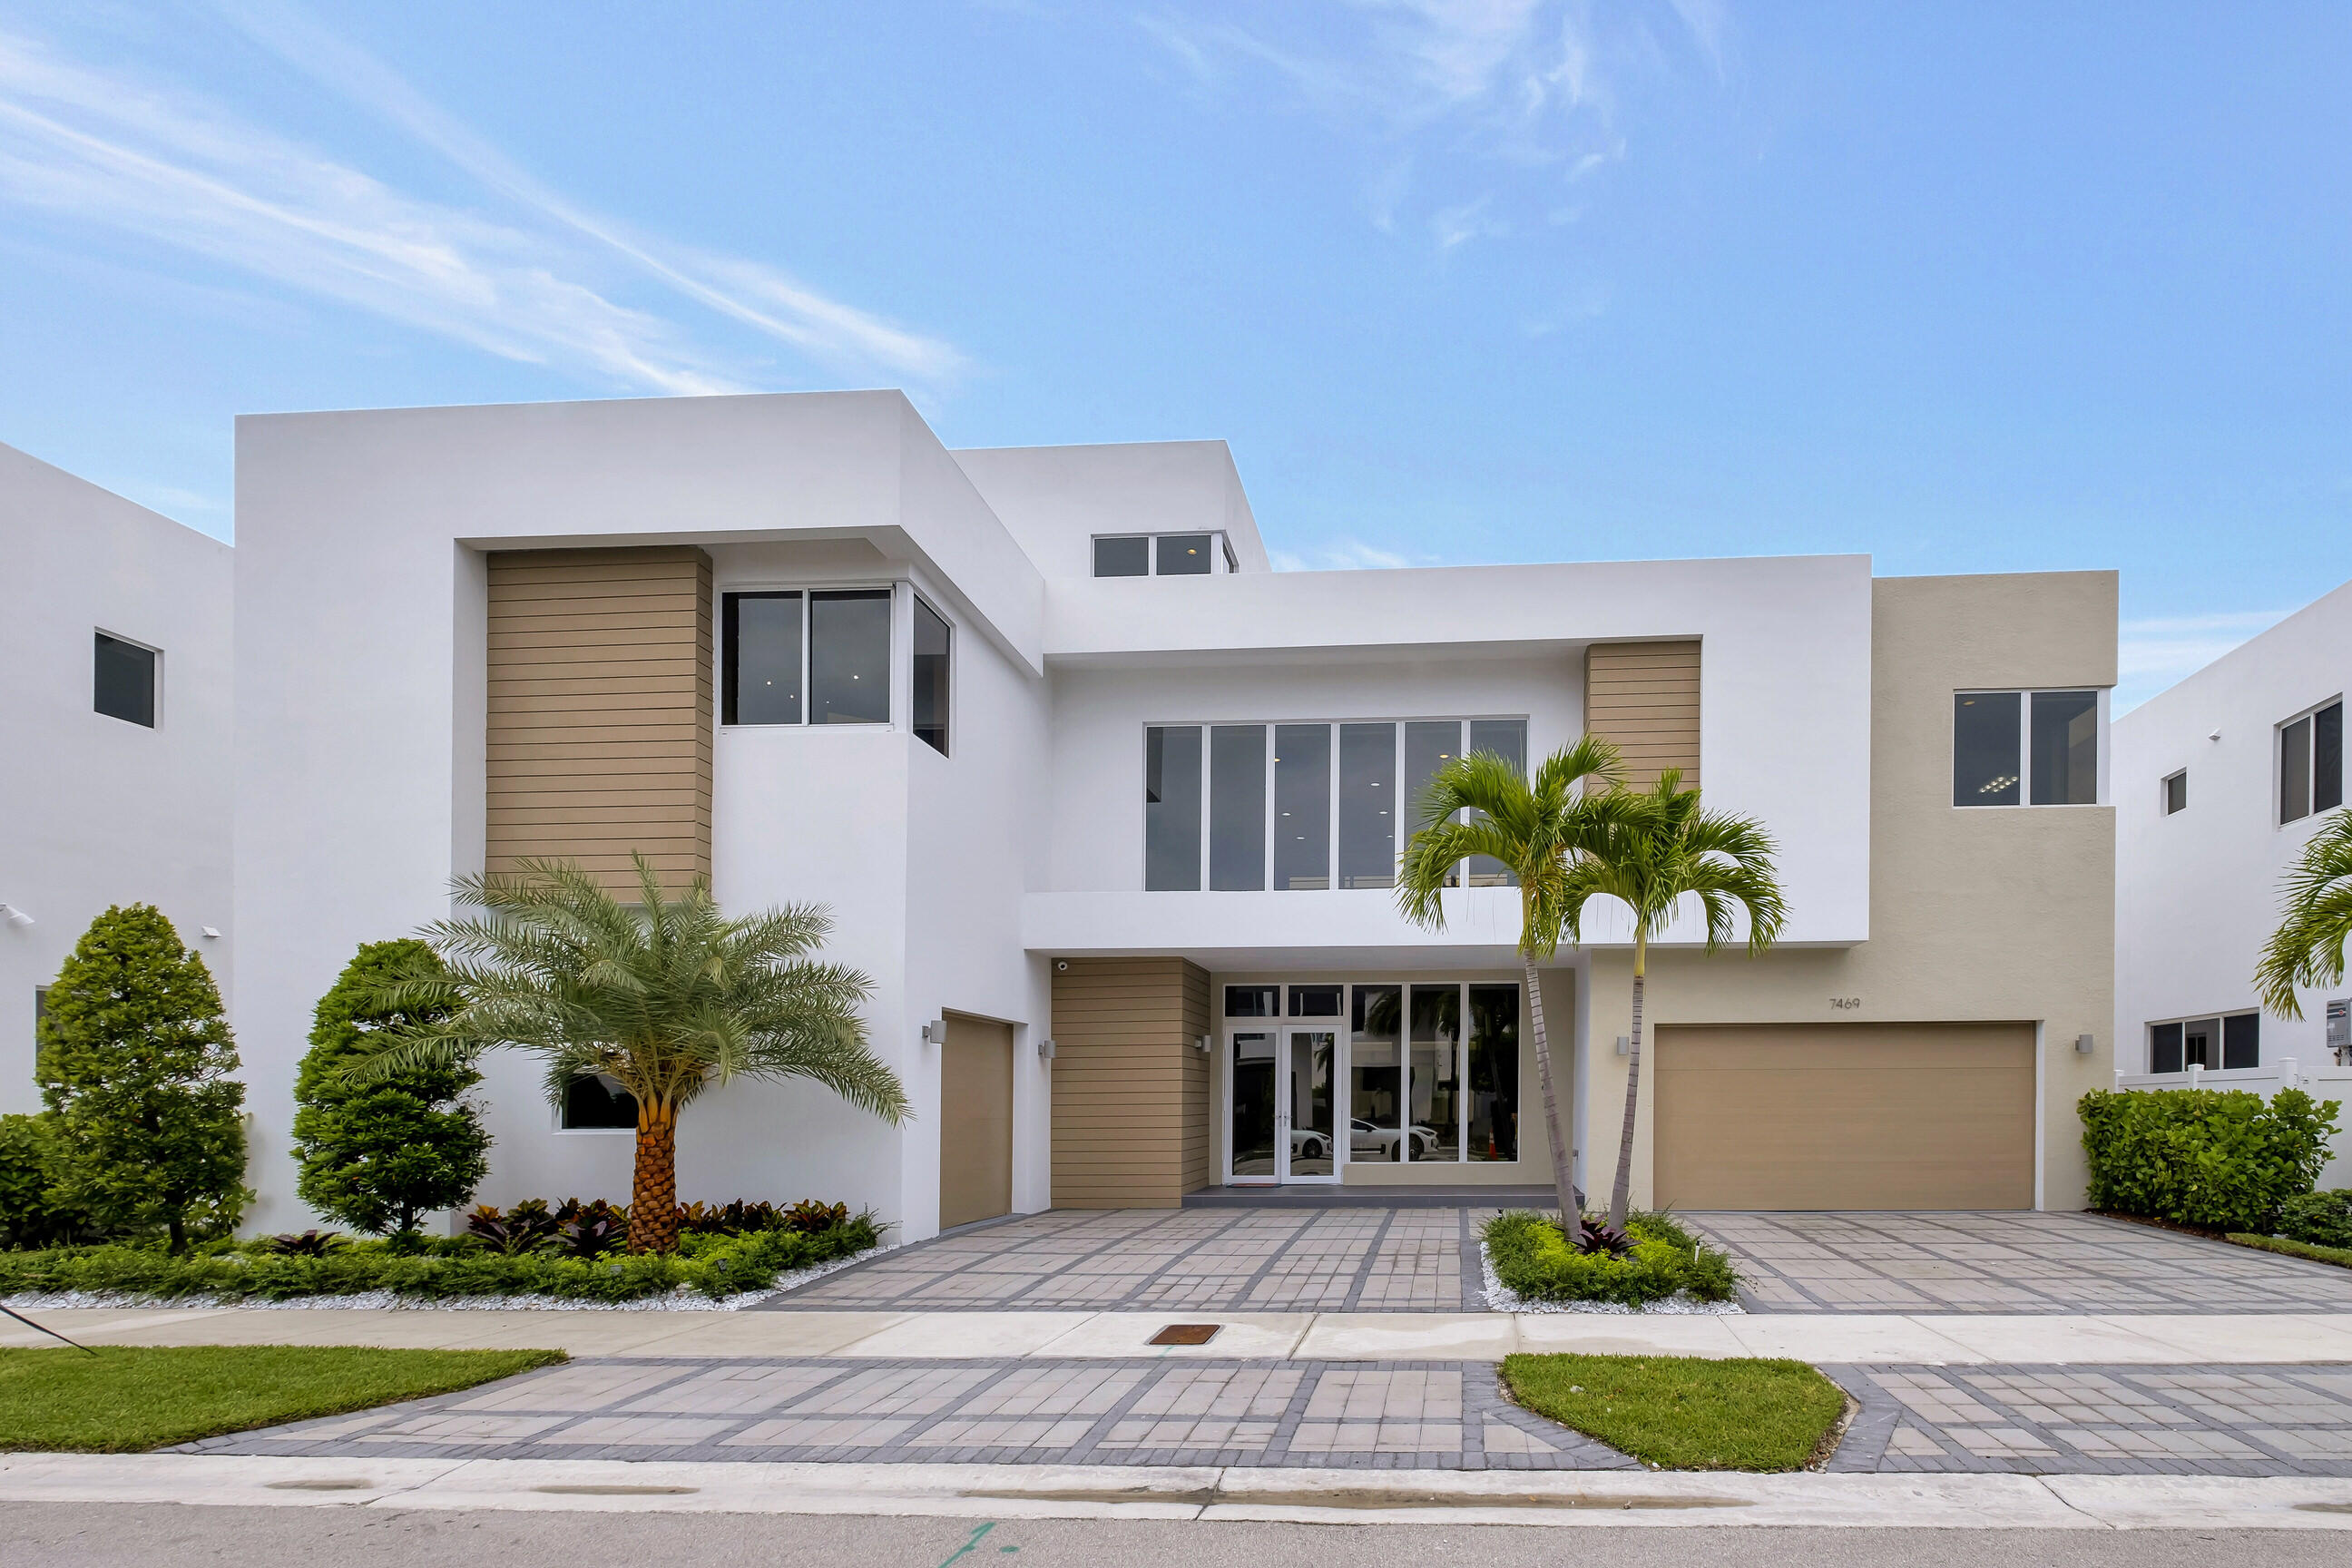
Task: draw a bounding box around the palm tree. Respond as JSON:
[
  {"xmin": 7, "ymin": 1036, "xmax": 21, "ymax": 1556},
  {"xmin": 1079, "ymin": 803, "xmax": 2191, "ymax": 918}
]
[
  {"xmin": 356, "ymin": 854, "xmax": 909, "ymax": 1254},
  {"xmin": 2256, "ymin": 807, "xmax": 2352, "ymax": 1023},
  {"xmin": 1397, "ymin": 735, "xmax": 1627, "ymax": 1221},
  {"xmin": 1559, "ymin": 769, "xmax": 1786, "ymax": 1232}
]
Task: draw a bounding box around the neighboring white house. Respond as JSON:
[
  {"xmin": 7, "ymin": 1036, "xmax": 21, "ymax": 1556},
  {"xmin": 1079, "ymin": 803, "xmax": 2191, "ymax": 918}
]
[
  {"xmin": 222, "ymin": 390, "xmax": 2117, "ymax": 1240},
  {"xmin": 0, "ymin": 440, "xmax": 236, "ymax": 1112},
  {"xmin": 2114, "ymin": 579, "xmax": 2352, "ymax": 1076}
]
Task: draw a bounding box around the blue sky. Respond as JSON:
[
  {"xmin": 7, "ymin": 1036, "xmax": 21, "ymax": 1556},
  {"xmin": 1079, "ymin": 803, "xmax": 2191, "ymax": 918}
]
[{"xmin": 3, "ymin": 3, "xmax": 2347, "ymax": 708}]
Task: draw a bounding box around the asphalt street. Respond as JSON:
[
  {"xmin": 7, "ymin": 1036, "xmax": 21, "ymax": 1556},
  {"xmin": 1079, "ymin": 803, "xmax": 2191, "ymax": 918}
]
[{"xmin": 3, "ymin": 1504, "xmax": 2346, "ymax": 1568}]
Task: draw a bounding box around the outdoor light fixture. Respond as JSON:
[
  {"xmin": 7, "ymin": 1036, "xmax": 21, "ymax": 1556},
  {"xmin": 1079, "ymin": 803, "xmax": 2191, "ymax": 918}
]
[
  {"xmin": 1038, "ymin": 1037, "xmax": 1056, "ymax": 1060},
  {"xmin": 920, "ymin": 1018, "xmax": 946, "ymax": 1044},
  {"xmin": 2075, "ymin": 1033, "xmax": 2094, "ymax": 1055},
  {"xmin": 1193, "ymin": 1034, "xmax": 1211, "ymax": 1054},
  {"xmin": 0, "ymin": 904, "xmax": 31, "ymax": 928},
  {"xmin": 201, "ymin": 926, "xmax": 221, "ymax": 939},
  {"xmin": 1614, "ymin": 1035, "xmax": 1629, "ymax": 1056}
]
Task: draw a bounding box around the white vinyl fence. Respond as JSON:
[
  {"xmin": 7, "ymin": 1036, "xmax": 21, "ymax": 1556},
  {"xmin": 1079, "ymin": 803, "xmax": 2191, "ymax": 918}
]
[{"xmin": 2113, "ymin": 1061, "xmax": 2352, "ymax": 1190}]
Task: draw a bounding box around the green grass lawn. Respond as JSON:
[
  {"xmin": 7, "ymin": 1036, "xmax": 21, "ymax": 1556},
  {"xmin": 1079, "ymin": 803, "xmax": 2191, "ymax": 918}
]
[
  {"xmin": 2228, "ymin": 1233, "xmax": 2352, "ymax": 1269},
  {"xmin": 0, "ymin": 1345, "xmax": 566, "ymax": 1453},
  {"xmin": 1499, "ymin": 1353, "xmax": 1848, "ymax": 1472}
]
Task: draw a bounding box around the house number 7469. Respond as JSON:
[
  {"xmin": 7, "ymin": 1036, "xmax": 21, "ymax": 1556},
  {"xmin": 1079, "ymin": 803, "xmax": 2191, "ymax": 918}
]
[{"xmin": 1829, "ymin": 996, "xmax": 1862, "ymax": 1010}]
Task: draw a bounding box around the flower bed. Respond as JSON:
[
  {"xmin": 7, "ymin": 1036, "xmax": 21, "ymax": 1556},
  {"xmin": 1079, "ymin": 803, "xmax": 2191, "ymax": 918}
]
[
  {"xmin": 0, "ymin": 1204, "xmax": 882, "ymax": 1307},
  {"xmin": 1482, "ymin": 1210, "xmax": 1739, "ymax": 1308}
]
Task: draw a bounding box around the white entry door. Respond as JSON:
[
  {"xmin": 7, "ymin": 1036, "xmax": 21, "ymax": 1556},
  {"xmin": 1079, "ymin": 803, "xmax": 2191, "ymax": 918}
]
[{"xmin": 1227, "ymin": 1027, "xmax": 1341, "ymax": 1184}]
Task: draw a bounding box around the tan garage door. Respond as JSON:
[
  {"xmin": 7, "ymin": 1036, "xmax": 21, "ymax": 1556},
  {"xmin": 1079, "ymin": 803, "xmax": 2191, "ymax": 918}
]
[
  {"xmin": 940, "ymin": 1014, "xmax": 1014, "ymax": 1230},
  {"xmin": 1655, "ymin": 1023, "xmax": 2034, "ymax": 1210}
]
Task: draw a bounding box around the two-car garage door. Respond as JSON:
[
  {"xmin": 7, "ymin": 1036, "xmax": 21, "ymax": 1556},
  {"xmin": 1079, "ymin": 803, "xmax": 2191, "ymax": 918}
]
[{"xmin": 1654, "ymin": 1023, "xmax": 2035, "ymax": 1210}]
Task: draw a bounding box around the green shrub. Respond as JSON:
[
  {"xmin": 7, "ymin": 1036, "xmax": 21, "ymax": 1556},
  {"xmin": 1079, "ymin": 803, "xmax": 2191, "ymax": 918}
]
[
  {"xmin": 0, "ymin": 1211, "xmax": 882, "ymax": 1304},
  {"xmin": 0, "ymin": 1115, "xmax": 92, "ymax": 1250},
  {"xmin": 291, "ymin": 940, "xmax": 490, "ymax": 1236},
  {"xmin": 2079, "ymin": 1088, "xmax": 2341, "ymax": 1232},
  {"xmin": 37, "ymin": 906, "xmax": 250, "ymax": 1250},
  {"xmin": 2276, "ymin": 1189, "xmax": 2352, "ymax": 1249},
  {"xmin": 1485, "ymin": 1210, "xmax": 1738, "ymax": 1306}
]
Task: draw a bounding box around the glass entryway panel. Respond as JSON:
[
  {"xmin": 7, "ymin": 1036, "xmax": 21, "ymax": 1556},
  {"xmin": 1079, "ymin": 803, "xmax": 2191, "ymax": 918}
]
[
  {"xmin": 1230, "ymin": 1031, "xmax": 1278, "ymax": 1182},
  {"xmin": 1349, "ymin": 984, "xmax": 1403, "ymax": 1162},
  {"xmin": 1467, "ymin": 984, "xmax": 1521, "ymax": 1161},
  {"xmin": 1408, "ymin": 985, "xmax": 1462, "ymax": 1162},
  {"xmin": 1284, "ymin": 1029, "xmax": 1338, "ymax": 1180}
]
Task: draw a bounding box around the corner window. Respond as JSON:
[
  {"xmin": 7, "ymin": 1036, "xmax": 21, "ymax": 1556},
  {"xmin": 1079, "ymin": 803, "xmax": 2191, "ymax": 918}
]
[
  {"xmin": 1093, "ymin": 532, "xmax": 1233, "ymax": 578},
  {"xmin": 93, "ymin": 632, "xmax": 156, "ymax": 728},
  {"xmin": 721, "ymin": 589, "xmax": 891, "ymax": 728},
  {"xmin": 1953, "ymin": 690, "xmax": 2101, "ymax": 807},
  {"xmin": 2162, "ymin": 769, "xmax": 2187, "ymax": 815},
  {"xmin": 912, "ymin": 595, "xmax": 951, "ymax": 757},
  {"xmin": 561, "ymin": 1073, "xmax": 638, "ymax": 1130},
  {"xmin": 2280, "ymin": 700, "xmax": 2344, "ymax": 824}
]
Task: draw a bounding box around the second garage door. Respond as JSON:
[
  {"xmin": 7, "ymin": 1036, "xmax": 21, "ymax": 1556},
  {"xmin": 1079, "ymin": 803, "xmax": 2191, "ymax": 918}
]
[{"xmin": 1654, "ymin": 1023, "xmax": 2035, "ymax": 1210}]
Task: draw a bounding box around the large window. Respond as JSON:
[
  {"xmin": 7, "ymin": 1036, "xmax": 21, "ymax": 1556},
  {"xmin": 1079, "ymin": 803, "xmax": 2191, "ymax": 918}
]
[
  {"xmin": 1953, "ymin": 690, "xmax": 2101, "ymax": 807},
  {"xmin": 93, "ymin": 632, "xmax": 157, "ymax": 728},
  {"xmin": 1144, "ymin": 718, "xmax": 1529, "ymax": 891},
  {"xmin": 722, "ymin": 589, "xmax": 891, "ymax": 727},
  {"xmin": 2280, "ymin": 700, "xmax": 2344, "ymax": 825},
  {"xmin": 1093, "ymin": 532, "xmax": 1238, "ymax": 577},
  {"xmin": 2147, "ymin": 1011, "xmax": 2258, "ymax": 1073},
  {"xmin": 912, "ymin": 595, "xmax": 951, "ymax": 756},
  {"xmin": 561, "ymin": 1073, "xmax": 639, "ymax": 1130}
]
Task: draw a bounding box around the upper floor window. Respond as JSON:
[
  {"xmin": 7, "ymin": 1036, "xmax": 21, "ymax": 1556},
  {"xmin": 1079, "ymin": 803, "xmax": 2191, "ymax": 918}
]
[
  {"xmin": 1093, "ymin": 532, "xmax": 1238, "ymax": 578},
  {"xmin": 1144, "ymin": 717, "xmax": 1527, "ymax": 891},
  {"xmin": 721, "ymin": 589, "xmax": 890, "ymax": 727},
  {"xmin": 2147, "ymin": 1011, "xmax": 2258, "ymax": 1073},
  {"xmin": 912, "ymin": 594, "xmax": 951, "ymax": 757},
  {"xmin": 2162, "ymin": 769, "xmax": 2187, "ymax": 816},
  {"xmin": 2279, "ymin": 699, "xmax": 2344, "ymax": 825},
  {"xmin": 93, "ymin": 631, "xmax": 157, "ymax": 728},
  {"xmin": 1952, "ymin": 689, "xmax": 2099, "ymax": 808}
]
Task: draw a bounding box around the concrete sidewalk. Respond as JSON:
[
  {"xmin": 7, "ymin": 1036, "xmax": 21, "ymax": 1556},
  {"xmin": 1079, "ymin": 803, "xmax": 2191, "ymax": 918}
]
[
  {"xmin": 8, "ymin": 1305, "xmax": 2352, "ymax": 1364},
  {"xmin": 4, "ymin": 1452, "xmax": 2352, "ymax": 1529}
]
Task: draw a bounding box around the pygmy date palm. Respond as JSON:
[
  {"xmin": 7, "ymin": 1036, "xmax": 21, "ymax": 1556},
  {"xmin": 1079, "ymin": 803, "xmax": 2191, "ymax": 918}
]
[
  {"xmin": 357, "ymin": 854, "xmax": 909, "ymax": 1254},
  {"xmin": 1396, "ymin": 735, "xmax": 1627, "ymax": 1222},
  {"xmin": 1559, "ymin": 769, "xmax": 1786, "ymax": 1232},
  {"xmin": 2255, "ymin": 807, "xmax": 2352, "ymax": 1024}
]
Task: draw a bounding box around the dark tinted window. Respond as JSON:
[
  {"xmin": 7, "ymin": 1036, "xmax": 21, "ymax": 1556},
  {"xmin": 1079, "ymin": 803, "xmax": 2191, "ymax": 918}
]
[
  {"xmin": 1093, "ymin": 536, "xmax": 1149, "ymax": 577},
  {"xmin": 2029, "ymin": 691, "xmax": 2099, "ymax": 805},
  {"xmin": 1465, "ymin": 719, "xmax": 1528, "ymax": 886},
  {"xmin": 809, "ymin": 590, "xmax": 890, "ymax": 724},
  {"xmin": 2163, "ymin": 771, "xmax": 2187, "ymax": 815},
  {"xmin": 2149, "ymin": 1021, "xmax": 2182, "ymax": 1073},
  {"xmin": 1144, "ymin": 726, "xmax": 1202, "ymax": 890},
  {"xmin": 1289, "ymin": 984, "xmax": 1343, "ymax": 1017},
  {"xmin": 1954, "ymin": 692, "xmax": 2022, "ymax": 806},
  {"xmin": 2284, "ymin": 715, "xmax": 2313, "ymax": 823},
  {"xmin": 562, "ymin": 1073, "xmax": 639, "ymax": 1130},
  {"xmin": 2223, "ymin": 1012, "xmax": 2259, "ymax": 1070},
  {"xmin": 1224, "ymin": 985, "xmax": 1279, "ymax": 1017},
  {"xmin": 1157, "ymin": 534, "xmax": 1213, "ymax": 575},
  {"xmin": 1274, "ymin": 724, "xmax": 1331, "ymax": 890},
  {"xmin": 2318, "ymin": 701, "xmax": 2344, "ymax": 813},
  {"xmin": 1467, "ymin": 984, "xmax": 1520, "ymax": 1161},
  {"xmin": 722, "ymin": 592, "xmax": 803, "ymax": 725},
  {"xmin": 1338, "ymin": 722, "xmax": 1396, "ymax": 889},
  {"xmin": 1210, "ymin": 725, "xmax": 1267, "ymax": 890},
  {"xmin": 93, "ymin": 632, "xmax": 155, "ymax": 728},
  {"xmin": 1403, "ymin": 720, "xmax": 1462, "ymax": 888},
  {"xmin": 912, "ymin": 595, "xmax": 950, "ymax": 756}
]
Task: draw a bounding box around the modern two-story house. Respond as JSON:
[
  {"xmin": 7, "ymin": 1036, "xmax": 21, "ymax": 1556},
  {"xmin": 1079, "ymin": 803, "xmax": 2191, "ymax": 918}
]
[{"xmin": 223, "ymin": 389, "xmax": 2116, "ymax": 1240}]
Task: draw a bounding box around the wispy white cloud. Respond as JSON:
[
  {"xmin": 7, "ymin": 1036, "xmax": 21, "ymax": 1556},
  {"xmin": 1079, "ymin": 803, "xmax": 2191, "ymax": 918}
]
[
  {"xmin": 1269, "ymin": 536, "xmax": 1435, "ymax": 571},
  {"xmin": 2113, "ymin": 609, "xmax": 2291, "ymax": 714}
]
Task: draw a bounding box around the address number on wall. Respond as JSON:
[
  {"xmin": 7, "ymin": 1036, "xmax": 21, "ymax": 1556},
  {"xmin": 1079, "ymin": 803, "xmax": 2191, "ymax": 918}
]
[{"xmin": 1829, "ymin": 996, "xmax": 1862, "ymax": 1011}]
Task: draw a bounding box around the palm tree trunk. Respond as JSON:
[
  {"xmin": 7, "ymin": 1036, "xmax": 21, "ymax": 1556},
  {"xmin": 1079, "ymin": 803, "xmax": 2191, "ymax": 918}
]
[
  {"xmin": 1524, "ymin": 956, "xmax": 1583, "ymax": 1222},
  {"xmin": 628, "ymin": 1098, "xmax": 681, "ymax": 1254},
  {"xmin": 1608, "ymin": 932, "xmax": 1647, "ymax": 1231}
]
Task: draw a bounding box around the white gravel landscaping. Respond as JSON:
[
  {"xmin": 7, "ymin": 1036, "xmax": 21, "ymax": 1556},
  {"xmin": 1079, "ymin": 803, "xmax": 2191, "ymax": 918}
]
[{"xmin": 1478, "ymin": 1238, "xmax": 1745, "ymax": 1315}]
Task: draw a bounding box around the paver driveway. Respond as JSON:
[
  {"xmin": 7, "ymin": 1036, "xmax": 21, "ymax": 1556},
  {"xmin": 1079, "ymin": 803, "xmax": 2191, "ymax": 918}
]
[{"xmin": 1688, "ymin": 1210, "xmax": 2352, "ymax": 1314}]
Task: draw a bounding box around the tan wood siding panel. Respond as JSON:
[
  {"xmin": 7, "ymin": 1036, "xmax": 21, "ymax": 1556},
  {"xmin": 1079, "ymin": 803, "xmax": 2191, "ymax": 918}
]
[
  {"xmin": 940, "ymin": 1014, "xmax": 1014, "ymax": 1230},
  {"xmin": 1654, "ymin": 1023, "xmax": 2035, "ymax": 1210},
  {"xmin": 485, "ymin": 547, "xmax": 710, "ymax": 895},
  {"xmin": 1586, "ymin": 640, "xmax": 1701, "ymax": 789},
  {"xmin": 1051, "ymin": 958, "xmax": 1212, "ymax": 1209}
]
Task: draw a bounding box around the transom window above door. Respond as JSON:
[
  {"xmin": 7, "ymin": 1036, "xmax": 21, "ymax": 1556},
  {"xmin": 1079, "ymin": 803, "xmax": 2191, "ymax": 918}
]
[{"xmin": 1143, "ymin": 718, "xmax": 1528, "ymax": 891}]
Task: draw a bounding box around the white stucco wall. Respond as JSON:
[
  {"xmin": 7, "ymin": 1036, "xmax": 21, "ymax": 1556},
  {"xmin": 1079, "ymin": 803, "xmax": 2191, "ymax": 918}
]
[
  {"xmin": 954, "ymin": 440, "xmax": 1269, "ymax": 579},
  {"xmin": 0, "ymin": 441, "xmax": 234, "ymax": 1113},
  {"xmin": 2115, "ymin": 579, "xmax": 2352, "ymax": 1071}
]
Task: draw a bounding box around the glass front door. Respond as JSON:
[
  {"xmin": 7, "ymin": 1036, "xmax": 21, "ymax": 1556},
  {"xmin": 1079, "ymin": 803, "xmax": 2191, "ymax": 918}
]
[
  {"xmin": 1229, "ymin": 1030, "xmax": 1279, "ymax": 1183},
  {"xmin": 1227, "ymin": 1027, "xmax": 1338, "ymax": 1183}
]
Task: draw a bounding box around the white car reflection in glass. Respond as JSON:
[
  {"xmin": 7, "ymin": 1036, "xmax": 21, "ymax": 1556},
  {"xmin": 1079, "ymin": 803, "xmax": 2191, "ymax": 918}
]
[
  {"xmin": 1349, "ymin": 1118, "xmax": 1440, "ymax": 1160},
  {"xmin": 1288, "ymin": 1127, "xmax": 1332, "ymax": 1161}
]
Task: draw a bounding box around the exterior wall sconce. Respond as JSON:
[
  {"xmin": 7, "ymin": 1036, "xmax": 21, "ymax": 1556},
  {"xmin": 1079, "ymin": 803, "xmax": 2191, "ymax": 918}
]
[
  {"xmin": 919, "ymin": 1018, "xmax": 946, "ymax": 1045},
  {"xmin": 1193, "ymin": 1034, "xmax": 1211, "ymax": 1054},
  {"xmin": 1614, "ymin": 1035, "xmax": 1629, "ymax": 1056},
  {"xmin": 1038, "ymin": 1037, "xmax": 1056, "ymax": 1060},
  {"xmin": 2074, "ymin": 1033, "xmax": 2094, "ymax": 1055},
  {"xmin": 201, "ymin": 926, "xmax": 222, "ymax": 939}
]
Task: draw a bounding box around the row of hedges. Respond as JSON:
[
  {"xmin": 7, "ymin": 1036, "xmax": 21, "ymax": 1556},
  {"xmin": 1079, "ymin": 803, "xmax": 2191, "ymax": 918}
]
[
  {"xmin": 2079, "ymin": 1087, "xmax": 2341, "ymax": 1233},
  {"xmin": 1485, "ymin": 1210, "xmax": 1738, "ymax": 1306},
  {"xmin": 0, "ymin": 1212, "xmax": 881, "ymax": 1303}
]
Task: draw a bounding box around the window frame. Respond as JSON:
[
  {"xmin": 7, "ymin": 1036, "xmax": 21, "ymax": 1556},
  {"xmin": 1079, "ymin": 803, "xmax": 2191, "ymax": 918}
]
[
  {"xmin": 2278, "ymin": 696, "xmax": 2345, "ymax": 827},
  {"xmin": 2144, "ymin": 1009, "xmax": 2259, "ymax": 1073},
  {"xmin": 1951, "ymin": 687, "xmax": 2108, "ymax": 808},
  {"xmin": 718, "ymin": 583, "xmax": 897, "ymax": 731},
  {"xmin": 92, "ymin": 628, "xmax": 161, "ymax": 730},
  {"xmin": 1091, "ymin": 532, "xmax": 1236, "ymax": 578},
  {"xmin": 1142, "ymin": 716, "xmax": 1530, "ymax": 892}
]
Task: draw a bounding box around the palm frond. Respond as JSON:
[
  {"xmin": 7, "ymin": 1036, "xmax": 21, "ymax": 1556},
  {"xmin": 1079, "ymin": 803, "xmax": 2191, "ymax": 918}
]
[{"xmin": 2256, "ymin": 808, "xmax": 2352, "ymax": 1018}]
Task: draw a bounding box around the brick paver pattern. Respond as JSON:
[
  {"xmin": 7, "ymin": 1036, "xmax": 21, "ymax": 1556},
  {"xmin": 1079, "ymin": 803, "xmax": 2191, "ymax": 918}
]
[
  {"xmin": 190, "ymin": 1356, "xmax": 2352, "ymax": 1475},
  {"xmin": 765, "ymin": 1208, "xmax": 1489, "ymax": 1312},
  {"xmin": 1688, "ymin": 1210, "xmax": 2352, "ymax": 1314}
]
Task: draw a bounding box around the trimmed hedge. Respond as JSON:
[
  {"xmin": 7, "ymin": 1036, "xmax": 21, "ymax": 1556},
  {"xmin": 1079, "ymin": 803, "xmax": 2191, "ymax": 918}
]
[
  {"xmin": 2275, "ymin": 1189, "xmax": 2352, "ymax": 1250},
  {"xmin": 2227, "ymin": 1231, "xmax": 2352, "ymax": 1269},
  {"xmin": 1485, "ymin": 1210, "xmax": 1738, "ymax": 1306},
  {"xmin": 0, "ymin": 1214, "xmax": 880, "ymax": 1304},
  {"xmin": 2079, "ymin": 1088, "xmax": 2340, "ymax": 1233}
]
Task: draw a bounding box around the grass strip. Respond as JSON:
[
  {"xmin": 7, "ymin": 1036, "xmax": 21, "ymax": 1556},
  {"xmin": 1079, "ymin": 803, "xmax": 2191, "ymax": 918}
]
[
  {"xmin": 2226, "ymin": 1232, "xmax": 2352, "ymax": 1269},
  {"xmin": 0, "ymin": 1344, "xmax": 565, "ymax": 1452},
  {"xmin": 1499, "ymin": 1352, "xmax": 1847, "ymax": 1472}
]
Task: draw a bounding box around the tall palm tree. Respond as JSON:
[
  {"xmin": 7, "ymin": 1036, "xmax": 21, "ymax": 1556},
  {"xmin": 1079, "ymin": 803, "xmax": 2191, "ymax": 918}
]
[
  {"xmin": 356, "ymin": 854, "xmax": 909, "ymax": 1254},
  {"xmin": 2256, "ymin": 807, "xmax": 2352, "ymax": 1022},
  {"xmin": 1397, "ymin": 735, "xmax": 1627, "ymax": 1221},
  {"xmin": 1559, "ymin": 769, "xmax": 1786, "ymax": 1232}
]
